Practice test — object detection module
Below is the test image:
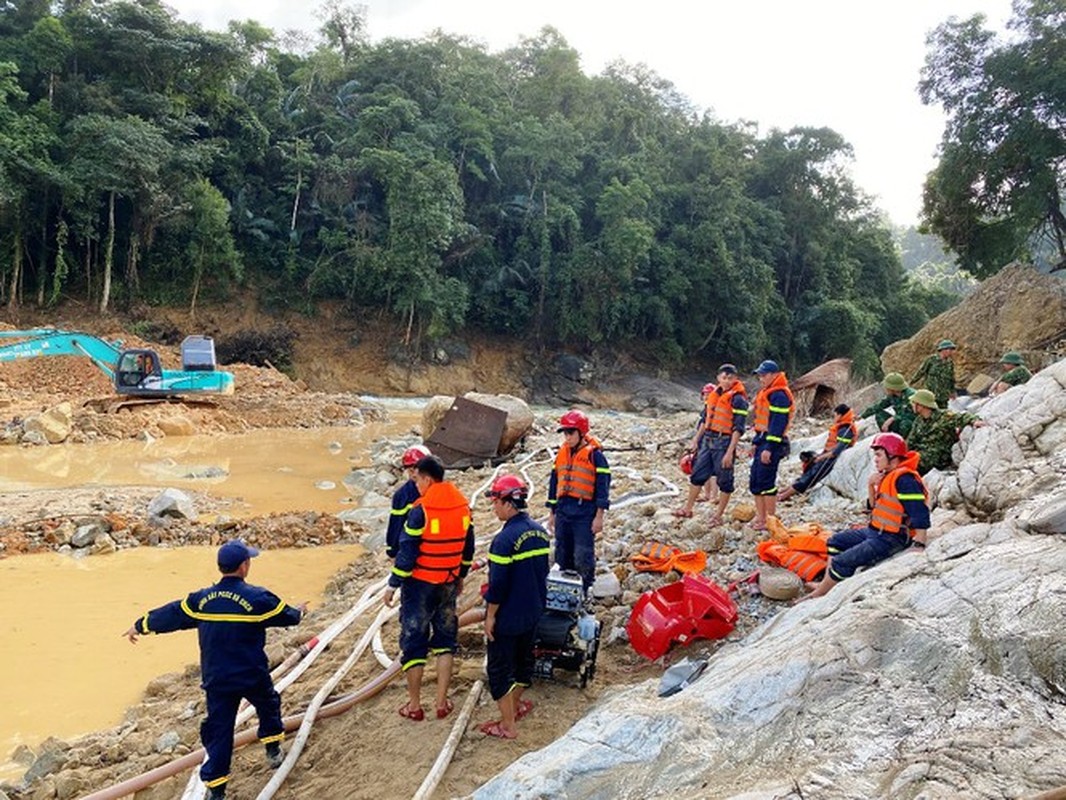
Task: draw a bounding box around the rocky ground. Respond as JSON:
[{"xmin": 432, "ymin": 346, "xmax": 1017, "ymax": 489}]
[{"xmin": 0, "ymin": 318, "xmax": 868, "ymax": 800}]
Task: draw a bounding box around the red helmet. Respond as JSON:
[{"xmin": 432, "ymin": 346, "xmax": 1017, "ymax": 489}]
[
  {"xmin": 486, "ymin": 474, "xmax": 528, "ymax": 502},
  {"xmin": 679, "ymin": 452, "xmax": 694, "ymax": 475},
  {"xmin": 401, "ymin": 444, "xmax": 432, "ymax": 467},
  {"xmin": 557, "ymin": 409, "xmax": 590, "ymax": 435},
  {"xmin": 871, "ymin": 432, "xmax": 907, "ymax": 458},
  {"xmin": 701, "ymin": 382, "xmax": 716, "ymax": 396}
]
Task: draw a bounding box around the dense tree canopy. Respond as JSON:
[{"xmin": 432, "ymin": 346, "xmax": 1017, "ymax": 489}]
[
  {"xmin": 0, "ymin": 0, "xmax": 954, "ymax": 376},
  {"xmin": 920, "ymin": 0, "xmax": 1066, "ymax": 277}
]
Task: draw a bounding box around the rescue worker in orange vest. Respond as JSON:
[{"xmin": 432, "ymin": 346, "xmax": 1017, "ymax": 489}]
[
  {"xmin": 696, "ymin": 382, "xmax": 719, "ymax": 504},
  {"xmin": 547, "ymin": 409, "xmax": 611, "ymax": 592},
  {"xmin": 798, "ymin": 432, "xmax": 929, "ymax": 602},
  {"xmin": 705, "ymin": 365, "xmax": 749, "ymax": 527},
  {"xmin": 749, "ymin": 360, "xmax": 793, "ymax": 531},
  {"xmin": 779, "ymin": 403, "xmax": 857, "ymax": 502},
  {"xmin": 385, "ymin": 455, "xmax": 475, "ymax": 721},
  {"xmin": 673, "ymin": 374, "xmax": 736, "ymax": 519}
]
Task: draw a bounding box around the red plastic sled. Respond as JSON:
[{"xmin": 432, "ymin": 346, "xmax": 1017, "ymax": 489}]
[{"xmin": 626, "ymin": 573, "xmax": 737, "ymax": 659}]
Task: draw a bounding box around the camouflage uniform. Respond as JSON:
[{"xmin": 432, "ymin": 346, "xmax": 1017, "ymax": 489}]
[
  {"xmin": 859, "ymin": 388, "xmax": 917, "ymax": 439},
  {"xmin": 907, "ymin": 409, "xmax": 980, "ymax": 474},
  {"xmin": 910, "ymin": 355, "xmax": 956, "ymax": 409},
  {"xmin": 999, "ymin": 365, "xmax": 1032, "ymax": 387}
]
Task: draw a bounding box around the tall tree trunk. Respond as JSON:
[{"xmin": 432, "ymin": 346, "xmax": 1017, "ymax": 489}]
[
  {"xmin": 126, "ymin": 232, "xmax": 140, "ymax": 306},
  {"xmin": 84, "ymin": 241, "xmax": 92, "ymax": 303},
  {"xmin": 189, "ymin": 244, "xmax": 204, "ymax": 321},
  {"xmin": 37, "ymin": 210, "xmax": 48, "ymax": 307},
  {"xmin": 100, "ymin": 191, "xmax": 115, "ymax": 314},
  {"xmin": 536, "ymin": 190, "xmax": 550, "ymax": 345},
  {"xmin": 7, "ymin": 229, "xmax": 21, "ymax": 314}
]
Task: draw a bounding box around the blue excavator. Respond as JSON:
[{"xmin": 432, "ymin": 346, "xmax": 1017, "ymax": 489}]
[{"xmin": 0, "ymin": 329, "xmax": 235, "ymax": 397}]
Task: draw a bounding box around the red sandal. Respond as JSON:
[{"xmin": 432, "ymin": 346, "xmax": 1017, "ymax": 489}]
[
  {"xmin": 515, "ymin": 699, "xmax": 534, "ymax": 720},
  {"xmin": 436, "ymin": 699, "xmax": 454, "ymax": 719},
  {"xmin": 478, "ymin": 720, "xmax": 517, "ymax": 739},
  {"xmin": 398, "ymin": 703, "xmax": 425, "ymax": 721}
]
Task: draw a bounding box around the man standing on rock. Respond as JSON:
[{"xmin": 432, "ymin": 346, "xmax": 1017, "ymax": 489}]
[
  {"xmin": 548, "ymin": 409, "xmax": 611, "ymax": 592},
  {"xmin": 910, "ymin": 339, "xmax": 958, "ymax": 409},
  {"xmin": 478, "ymin": 475, "xmax": 550, "ymax": 740},
  {"xmin": 749, "ymin": 360, "xmax": 793, "ymax": 531},
  {"xmin": 386, "ymin": 444, "xmax": 432, "ymax": 559},
  {"xmin": 798, "ymin": 433, "xmax": 929, "ymax": 602},
  {"xmin": 124, "ymin": 540, "xmax": 307, "ymax": 800},
  {"xmin": 385, "ymin": 455, "xmax": 475, "ymax": 722},
  {"xmin": 859, "ymin": 373, "xmax": 917, "ymax": 438},
  {"xmin": 906, "ymin": 389, "xmax": 985, "ymax": 474}
]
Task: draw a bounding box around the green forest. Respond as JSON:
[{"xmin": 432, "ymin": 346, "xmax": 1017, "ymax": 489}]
[{"xmin": 0, "ymin": 0, "xmax": 1062, "ymax": 376}]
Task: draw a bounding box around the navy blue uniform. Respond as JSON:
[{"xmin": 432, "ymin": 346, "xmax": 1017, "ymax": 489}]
[
  {"xmin": 750, "ymin": 387, "xmax": 792, "ymax": 495},
  {"xmin": 547, "ymin": 446, "xmax": 611, "ymax": 590},
  {"xmin": 131, "ymin": 577, "xmax": 302, "ymax": 791},
  {"xmin": 386, "ymin": 479, "xmax": 421, "ymax": 558},
  {"xmin": 485, "ymin": 512, "xmax": 551, "ymax": 701}
]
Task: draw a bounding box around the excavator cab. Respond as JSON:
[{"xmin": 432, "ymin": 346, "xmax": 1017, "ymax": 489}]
[{"xmin": 115, "ymin": 349, "xmax": 165, "ymax": 393}]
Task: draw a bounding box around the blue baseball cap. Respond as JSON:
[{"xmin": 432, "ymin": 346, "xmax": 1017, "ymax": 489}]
[
  {"xmin": 754, "ymin": 359, "xmax": 780, "ymax": 375},
  {"xmin": 218, "ymin": 540, "xmax": 259, "ymax": 572}
]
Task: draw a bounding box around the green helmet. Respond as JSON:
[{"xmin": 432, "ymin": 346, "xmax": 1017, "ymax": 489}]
[
  {"xmin": 882, "ymin": 372, "xmax": 908, "ymax": 391},
  {"xmin": 1000, "ymin": 351, "xmax": 1023, "ymax": 366},
  {"xmin": 911, "ymin": 388, "xmax": 939, "ymax": 409},
  {"xmin": 936, "ymin": 339, "xmax": 957, "ymax": 351}
]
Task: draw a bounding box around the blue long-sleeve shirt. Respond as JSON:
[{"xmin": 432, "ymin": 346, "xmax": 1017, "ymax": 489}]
[
  {"xmin": 389, "ymin": 504, "xmax": 476, "ymax": 588},
  {"xmin": 896, "ymin": 473, "xmax": 931, "ymax": 530},
  {"xmin": 386, "ymin": 479, "xmax": 421, "ymax": 558},
  {"xmin": 132, "ymin": 576, "xmax": 302, "ymax": 692},
  {"xmin": 764, "ymin": 388, "xmax": 792, "ymax": 443},
  {"xmin": 484, "ymin": 512, "xmax": 551, "ymax": 636}
]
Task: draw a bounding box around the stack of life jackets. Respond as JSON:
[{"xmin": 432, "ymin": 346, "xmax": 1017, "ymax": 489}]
[{"xmin": 755, "ymin": 517, "xmax": 832, "ymax": 582}]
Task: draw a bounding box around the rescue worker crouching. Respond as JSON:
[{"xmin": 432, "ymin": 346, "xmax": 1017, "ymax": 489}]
[
  {"xmin": 905, "ymin": 389, "xmax": 985, "ymax": 475},
  {"xmin": 124, "ymin": 541, "xmax": 307, "ymax": 800},
  {"xmin": 385, "ymin": 455, "xmax": 475, "ymax": 722},
  {"xmin": 779, "ymin": 403, "xmax": 856, "ymax": 502},
  {"xmin": 798, "ymin": 433, "xmax": 929, "ymax": 602},
  {"xmin": 547, "ymin": 410, "xmax": 610, "ymax": 592},
  {"xmin": 859, "ymin": 372, "xmax": 916, "ymax": 438},
  {"xmin": 990, "ymin": 351, "xmax": 1032, "ymax": 395},
  {"xmin": 478, "ymin": 475, "xmax": 551, "ymax": 740}
]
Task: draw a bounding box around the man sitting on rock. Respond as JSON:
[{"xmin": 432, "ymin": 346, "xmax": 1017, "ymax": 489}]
[
  {"xmin": 906, "ymin": 389, "xmax": 985, "ymax": 475},
  {"xmin": 779, "ymin": 404, "xmax": 857, "ymax": 502},
  {"xmin": 990, "ymin": 351, "xmax": 1032, "ymax": 396},
  {"xmin": 797, "ymin": 433, "xmax": 928, "ymax": 602},
  {"xmin": 859, "ymin": 372, "xmax": 916, "ymax": 438}
]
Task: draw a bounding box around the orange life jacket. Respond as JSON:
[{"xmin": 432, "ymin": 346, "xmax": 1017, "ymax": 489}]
[
  {"xmin": 753, "ymin": 373, "xmax": 793, "ymax": 437},
  {"xmin": 755, "ymin": 540, "xmax": 827, "ymax": 582},
  {"xmin": 554, "ymin": 435, "xmax": 603, "ymax": 501},
  {"xmin": 709, "ymin": 382, "xmax": 749, "ymax": 435},
  {"xmin": 825, "ymin": 410, "xmax": 857, "ymax": 451},
  {"xmin": 870, "ymin": 452, "xmax": 926, "ymax": 535},
  {"xmin": 409, "ymin": 481, "xmax": 471, "ymax": 584}
]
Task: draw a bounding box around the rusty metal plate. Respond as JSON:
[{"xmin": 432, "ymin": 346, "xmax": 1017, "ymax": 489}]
[{"xmin": 425, "ymin": 396, "xmax": 508, "ymax": 468}]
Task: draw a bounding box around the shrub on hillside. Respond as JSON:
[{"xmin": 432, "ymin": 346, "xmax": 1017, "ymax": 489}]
[{"xmin": 216, "ymin": 327, "xmax": 297, "ymax": 372}]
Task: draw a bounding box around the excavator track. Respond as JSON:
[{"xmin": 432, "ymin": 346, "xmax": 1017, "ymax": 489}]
[{"xmin": 83, "ymin": 396, "xmax": 220, "ymax": 414}]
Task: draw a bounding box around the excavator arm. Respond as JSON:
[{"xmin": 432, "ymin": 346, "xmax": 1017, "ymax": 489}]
[{"xmin": 0, "ymin": 330, "xmax": 120, "ymax": 379}]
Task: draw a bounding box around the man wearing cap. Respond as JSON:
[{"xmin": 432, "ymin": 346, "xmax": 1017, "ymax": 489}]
[
  {"xmin": 910, "ymin": 339, "xmax": 958, "ymax": 409},
  {"xmin": 124, "ymin": 541, "xmax": 307, "ymax": 800},
  {"xmin": 859, "ymin": 372, "xmax": 917, "ymax": 438},
  {"xmin": 906, "ymin": 389, "xmax": 984, "ymax": 474},
  {"xmin": 749, "ymin": 359, "xmax": 793, "ymax": 531},
  {"xmin": 674, "ymin": 366, "xmax": 746, "ymax": 521},
  {"xmin": 990, "ymin": 352, "xmax": 1032, "ymax": 396},
  {"xmin": 386, "ymin": 444, "xmax": 432, "ymax": 559}
]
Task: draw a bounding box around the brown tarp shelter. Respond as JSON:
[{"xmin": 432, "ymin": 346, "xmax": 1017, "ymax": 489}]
[{"xmin": 790, "ymin": 358, "xmax": 853, "ymax": 416}]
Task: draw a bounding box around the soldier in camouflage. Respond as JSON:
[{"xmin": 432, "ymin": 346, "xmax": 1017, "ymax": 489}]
[
  {"xmin": 990, "ymin": 351, "xmax": 1032, "ymax": 396},
  {"xmin": 859, "ymin": 372, "xmax": 917, "ymax": 438},
  {"xmin": 906, "ymin": 389, "xmax": 985, "ymax": 474},
  {"xmin": 910, "ymin": 339, "xmax": 958, "ymax": 409}
]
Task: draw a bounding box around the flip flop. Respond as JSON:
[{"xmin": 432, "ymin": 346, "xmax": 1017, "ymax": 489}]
[
  {"xmin": 515, "ymin": 699, "xmax": 534, "ymax": 720},
  {"xmin": 398, "ymin": 704, "xmax": 425, "ymax": 721},
  {"xmin": 478, "ymin": 720, "xmax": 517, "ymax": 739},
  {"xmin": 750, "ymin": 520, "xmax": 768, "ymax": 531},
  {"xmin": 436, "ymin": 699, "xmax": 454, "ymax": 719},
  {"xmin": 708, "ymin": 515, "xmax": 724, "ymax": 528},
  {"xmin": 671, "ymin": 509, "xmax": 694, "ymax": 518}
]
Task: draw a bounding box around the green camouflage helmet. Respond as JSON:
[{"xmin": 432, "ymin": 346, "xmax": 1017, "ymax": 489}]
[
  {"xmin": 911, "ymin": 388, "xmax": 939, "ymax": 409},
  {"xmin": 936, "ymin": 339, "xmax": 957, "ymax": 351},
  {"xmin": 1000, "ymin": 351, "xmax": 1023, "ymax": 366},
  {"xmin": 882, "ymin": 372, "xmax": 908, "ymax": 391}
]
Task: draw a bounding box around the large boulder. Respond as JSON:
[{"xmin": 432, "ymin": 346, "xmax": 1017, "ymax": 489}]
[
  {"xmin": 882, "ymin": 263, "xmax": 1066, "ymax": 384},
  {"xmin": 421, "ymin": 392, "xmax": 534, "ymax": 456},
  {"xmin": 22, "ymin": 401, "xmax": 73, "ymax": 444}
]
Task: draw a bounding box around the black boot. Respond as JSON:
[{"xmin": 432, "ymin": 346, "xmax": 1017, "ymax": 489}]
[
  {"xmin": 265, "ymin": 741, "xmax": 284, "ymax": 768},
  {"xmin": 206, "ymin": 786, "xmax": 226, "ymax": 800}
]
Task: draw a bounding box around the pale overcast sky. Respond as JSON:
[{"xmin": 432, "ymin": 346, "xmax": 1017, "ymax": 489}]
[{"xmin": 167, "ymin": 0, "xmax": 1014, "ymax": 226}]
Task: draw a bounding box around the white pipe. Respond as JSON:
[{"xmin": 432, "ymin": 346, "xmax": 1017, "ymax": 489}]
[
  {"xmin": 254, "ymin": 603, "xmax": 398, "ymax": 800},
  {"xmin": 411, "ymin": 680, "xmax": 484, "ymax": 800}
]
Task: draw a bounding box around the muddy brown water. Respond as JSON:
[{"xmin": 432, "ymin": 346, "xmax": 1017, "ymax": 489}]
[{"xmin": 0, "ymin": 411, "xmax": 423, "ymax": 781}]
